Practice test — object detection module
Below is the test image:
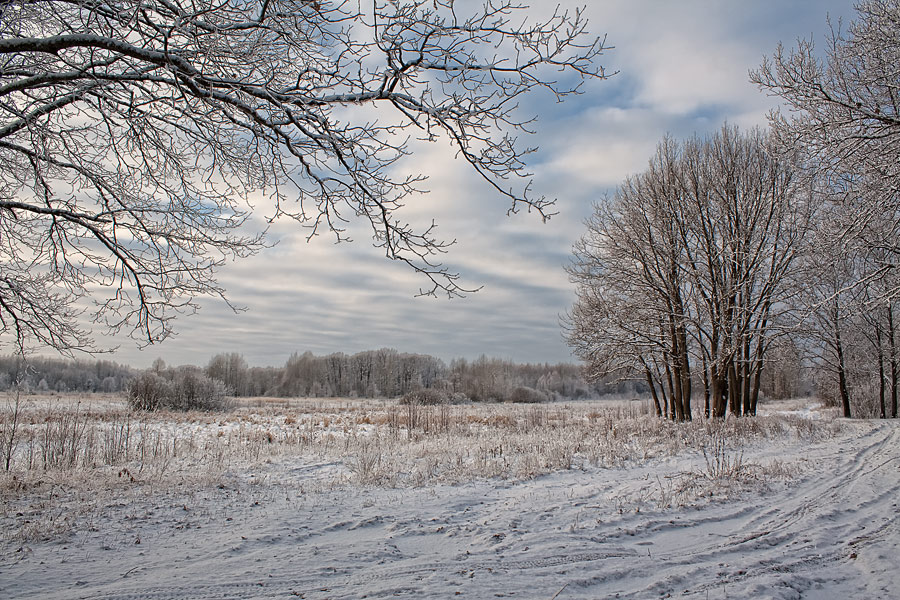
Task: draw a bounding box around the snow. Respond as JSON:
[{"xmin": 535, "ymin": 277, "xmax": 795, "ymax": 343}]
[{"xmin": 1, "ymin": 398, "xmax": 898, "ymax": 599}]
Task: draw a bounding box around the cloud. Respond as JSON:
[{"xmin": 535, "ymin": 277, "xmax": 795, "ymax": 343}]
[{"xmin": 92, "ymin": 0, "xmax": 858, "ymax": 370}]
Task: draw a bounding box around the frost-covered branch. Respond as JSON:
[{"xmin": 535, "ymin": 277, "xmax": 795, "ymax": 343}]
[{"xmin": 0, "ymin": 0, "xmax": 610, "ymax": 352}]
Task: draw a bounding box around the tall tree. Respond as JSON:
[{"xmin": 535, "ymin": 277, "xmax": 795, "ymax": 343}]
[
  {"xmin": 679, "ymin": 128, "xmax": 809, "ymax": 417},
  {"xmin": 752, "ymin": 0, "xmax": 900, "ymax": 264},
  {"xmin": 753, "ymin": 0, "xmax": 900, "ymax": 417},
  {"xmin": 568, "ymin": 126, "xmax": 808, "ymax": 419},
  {"xmin": 794, "ymin": 223, "xmax": 860, "ymax": 418},
  {"xmin": 567, "ymin": 138, "xmax": 692, "ymax": 420},
  {"xmin": 0, "ymin": 0, "xmax": 609, "ymax": 354}
]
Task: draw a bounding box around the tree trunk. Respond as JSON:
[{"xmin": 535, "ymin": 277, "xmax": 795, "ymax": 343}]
[
  {"xmin": 876, "ymin": 323, "xmax": 886, "ymax": 419},
  {"xmin": 711, "ymin": 362, "xmax": 727, "ymax": 418},
  {"xmin": 834, "ymin": 321, "xmax": 852, "ymax": 418},
  {"xmin": 644, "ymin": 367, "xmax": 663, "ymax": 417},
  {"xmin": 664, "ymin": 359, "xmax": 677, "ymax": 421},
  {"xmin": 677, "ymin": 324, "xmax": 692, "ymax": 421},
  {"xmin": 672, "ymin": 361, "xmax": 685, "ymax": 422},
  {"xmin": 660, "ymin": 382, "xmax": 671, "ymax": 421},
  {"xmin": 666, "ymin": 311, "xmax": 687, "ymax": 421},
  {"xmin": 889, "ymin": 301, "xmax": 898, "ymax": 419},
  {"xmin": 749, "ymin": 306, "xmax": 771, "ymax": 416},
  {"xmin": 701, "ymin": 353, "xmax": 711, "ymax": 418},
  {"xmin": 728, "ymin": 359, "xmax": 740, "ymax": 417},
  {"xmin": 750, "ymin": 363, "xmax": 762, "ymax": 417},
  {"xmin": 708, "ymin": 328, "xmax": 726, "ymax": 418},
  {"xmin": 742, "ymin": 335, "xmax": 752, "ymax": 416}
]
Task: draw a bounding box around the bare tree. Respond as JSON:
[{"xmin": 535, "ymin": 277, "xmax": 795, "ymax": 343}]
[
  {"xmin": 752, "ymin": 0, "xmax": 900, "ymax": 259},
  {"xmin": 568, "ymin": 138, "xmax": 693, "ymax": 421},
  {"xmin": 568, "ymin": 126, "xmax": 808, "ymax": 420},
  {"xmin": 0, "ymin": 0, "xmax": 609, "ymax": 354},
  {"xmin": 753, "ymin": 1, "xmax": 900, "ymax": 417},
  {"xmin": 794, "ymin": 225, "xmax": 860, "ymax": 418},
  {"xmin": 679, "ymin": 127, "xmax": 810, "ymax": 417}
]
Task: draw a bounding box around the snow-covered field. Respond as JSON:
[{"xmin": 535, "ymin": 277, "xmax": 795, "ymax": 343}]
[{"xmin": 1, "ymin": 396, "xmax": 898, "ymax": 599}]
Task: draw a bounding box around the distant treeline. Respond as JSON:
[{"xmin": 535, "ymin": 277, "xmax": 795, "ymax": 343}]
[
  {"xmin": 204, "ymin": 350, "xmax": 633, "ymax": 401},
  {"xmin": 0, "ymin": 349, "xmax": 639, "ymax": 401},
  {"xmin": 0, "ymin": 355, "xmax": 134, "ymax": 393}
]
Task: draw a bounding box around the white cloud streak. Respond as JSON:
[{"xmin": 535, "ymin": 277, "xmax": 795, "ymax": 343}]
[{"xmin": 95, "ymin": 0, "xmax": 857, "ymax": 369}]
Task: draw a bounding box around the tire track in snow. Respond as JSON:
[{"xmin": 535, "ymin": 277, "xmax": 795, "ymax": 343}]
[
  {"xmin": 601, "ymin": 421, "xmax": 900, "ymax": 599},
  {"xmin": 4, "ymin": 420, "xmax": 899, "ymax": 600}
]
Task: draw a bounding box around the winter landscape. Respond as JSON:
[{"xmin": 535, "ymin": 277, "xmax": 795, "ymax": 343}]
[{"xmin": 4, "ymin": 0, "xmax": 900, "ymax": 598}]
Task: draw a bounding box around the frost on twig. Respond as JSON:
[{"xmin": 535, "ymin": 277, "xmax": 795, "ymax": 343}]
[{"xmin": 0, "ymin": 0, "xmax": 611, "ymax": 352}]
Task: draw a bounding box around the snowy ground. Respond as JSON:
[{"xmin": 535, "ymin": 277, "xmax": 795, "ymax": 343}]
[{"xmin": 1, "ymin": 397, "xmax": 898, "ymax": 599}]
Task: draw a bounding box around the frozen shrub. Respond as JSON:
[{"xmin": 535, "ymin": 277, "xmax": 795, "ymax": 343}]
[
  {"xmin": 449, "ymin": 392, "xmax": 470, "ymax": 404},
  {"xmin": 400, "ymin": 388, "xmax": 448, "ymax": 405},
  {"xmin": 128, "ymin": 367, "xmax": 232, "ymax": 412},
  {"xmin": 170, "ymin": 367, "xmax": 232, "ymax": 411},
  {"xmin": 127, "ymin": 372, "xmax": 172, "ymax": 411},
  {"xmin": 508, "ymin": 386, "xmax": 549, "ymax": 404}
]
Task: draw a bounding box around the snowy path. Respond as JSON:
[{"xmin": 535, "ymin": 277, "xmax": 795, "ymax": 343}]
[{"xmin": 3, "ymin": 420, "xmax": 898, "ymax": 599}]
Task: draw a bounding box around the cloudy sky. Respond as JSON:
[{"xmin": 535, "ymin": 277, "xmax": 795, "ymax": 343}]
[{"xmin": 100, "ymin": 0, "xmax": 857, "ymax": 369}]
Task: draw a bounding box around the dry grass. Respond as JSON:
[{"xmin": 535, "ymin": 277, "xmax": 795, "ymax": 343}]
[{"xmin": 0, "ymin": 394, "xmax": 841, "ymax": 541}]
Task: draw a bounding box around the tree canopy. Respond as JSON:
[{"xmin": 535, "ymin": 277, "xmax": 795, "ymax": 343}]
[
  {"xmin": 0, "ymin": 0, "xmax": 608, "ymax": 354},
  {"xmin": 752, "ymin": 0, "xmax": 900, "ymax": 417},
  {"xmin": 568, "ymin": 126, "xmax": 809, "ymax": 420},
  {"xmin": 752, "ymin": 0, "xmax": 900, "ymax": 260}
]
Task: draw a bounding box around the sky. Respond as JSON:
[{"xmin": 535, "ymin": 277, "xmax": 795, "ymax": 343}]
[{"xmin": 97, "ymin": 0, "xmax": 857, "ymax": 369}]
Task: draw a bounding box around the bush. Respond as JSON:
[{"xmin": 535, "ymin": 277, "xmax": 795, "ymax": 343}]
[
  {"xmin": 169, "ymin": 367, "xmax": 231, "ymax": 411},
  {"xmin": 127, "ymin": 367, "xmax": 231, "ymax": 412},
  {"xmin": 508, "ymin": 386, "xmax": 550, "ymax": 404},
  {"xmin": 449, "ymin": 392, "xmax": 470, "ymax": 404},
  {"xmin": 399, "ymin": 388, "xmax": 449, "ymax": 405},
  {"xmin": 127, "ymin": 372, "xmax": 171, "ymax": 411}
]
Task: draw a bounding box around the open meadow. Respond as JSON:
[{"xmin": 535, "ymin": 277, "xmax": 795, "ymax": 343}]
[{"xmin": 1, "ymin": 394, "xmax": 898, "ymax": 599}]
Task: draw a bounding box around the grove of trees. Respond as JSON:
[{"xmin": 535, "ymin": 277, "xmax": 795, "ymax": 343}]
[
  {"xmin": 567, "ymin": 126, "xmax": 809, "ymax": 420},
  {"xmin": 0, "ymin": 355, "xmax": 133, "ymax": 393},
  {"xmin": 234, "ymin": 349, "xmax": 606, "ymax": 402},
  {"xmin": 570, "ymin": 0, "xmax": 900, "ymax": 420},
  {"xmin": 751, "ymin": 0, "xmax": 900, "ymax": 419}
]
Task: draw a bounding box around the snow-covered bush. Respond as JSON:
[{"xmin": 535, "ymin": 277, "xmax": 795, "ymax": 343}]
[
  {"xmin": 507, "ymin": 386, "xmax": 550, "ymax": 403},
  {"xmin": 128, "ymin": 367, "xmax": 231, "ymax": 412},
  {"xmin": 127, "ymin": 372, "xmax": 172, "ymax": 411},
  {"xmin": 399, "ymin": 388, "xmax": 449, "ymax": 405}
]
